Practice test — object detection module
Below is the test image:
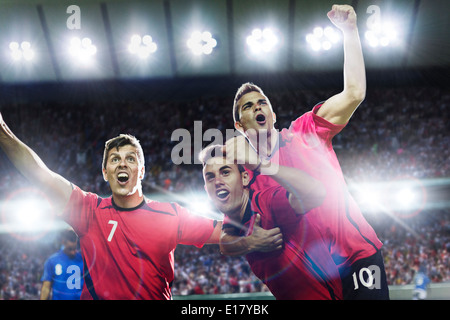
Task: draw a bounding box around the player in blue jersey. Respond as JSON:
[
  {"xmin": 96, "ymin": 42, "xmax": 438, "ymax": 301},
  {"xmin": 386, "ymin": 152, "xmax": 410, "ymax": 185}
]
[
  {"xmin": 40, "ymin": 229, "xmax": 84, "ymax": 300},
  {"xmin": 412, "ymin": 265, "xmax": 430, "ymax": 300}
]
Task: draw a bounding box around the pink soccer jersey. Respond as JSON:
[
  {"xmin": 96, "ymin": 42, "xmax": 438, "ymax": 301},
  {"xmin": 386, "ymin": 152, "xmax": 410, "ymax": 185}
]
[
  {"xmin": 223, "ymin": 186, "xmax": 343, "ymax": 300},
  {"xmin": 250, "ymin": 103, "xmax": 383, "ymax": 271},
  {"xmin": 62, "ymin": 185, "xmax": 216, "ymax": 300}
]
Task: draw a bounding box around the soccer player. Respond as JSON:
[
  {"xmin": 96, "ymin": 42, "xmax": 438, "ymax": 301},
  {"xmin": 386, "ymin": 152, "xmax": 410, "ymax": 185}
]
[
  {"xmin": 0, "ymin": 112, "xmax": 226, "ymax": 299},
  {"xmin": 200, "ymin": 143, "xmax": 343, "ymax": 299},
  {"xmin": 229, "ymin": 5, "xmax": 389, "ymax": 299},
  {"xmin": 412, "ymin": 265, "xmax": 430, "ymax": 300},
  {"xmin": 40, "ymin": 228, "xmax": 84, "ymax": 300}
]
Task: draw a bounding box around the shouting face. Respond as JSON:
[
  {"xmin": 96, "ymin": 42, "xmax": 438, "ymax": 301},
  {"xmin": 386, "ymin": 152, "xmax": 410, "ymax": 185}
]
[
  {"xmin": 102, "ymin": 144, "xmax": 145, "ymax": 206},
  {"xmin": 202, "ymin": 157, "xmax": 249, "ymax": 220},
  {"xmin": 234, "ymin": 91, "xmax": 277, "ymax": 134}
]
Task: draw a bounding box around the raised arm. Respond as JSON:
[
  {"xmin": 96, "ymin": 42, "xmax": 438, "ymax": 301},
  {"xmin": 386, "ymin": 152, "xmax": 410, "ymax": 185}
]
[
  {"xmin": 315, "ymin": 4, "xmax": 366, "ymax": 125},
  {"xmin": 0, "ymin": 112, "xmax": 73, "ymax": 216}
]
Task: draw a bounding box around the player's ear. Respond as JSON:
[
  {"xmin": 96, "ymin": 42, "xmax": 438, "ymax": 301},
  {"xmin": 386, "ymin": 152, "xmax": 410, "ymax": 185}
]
[
  {"xmin": 234, "ymin": 121, "xmax": 244, "ymax": 133},
  {"xmin": 272, "ymin": 111, "xmax": 277, "ymax": 124},
  {"xmin": 102, "ymin": 168, "xmax": 108, "ymax": 182},
  {"xmin": 241, "ymin": 170, "xmax": 250, "ymax": 187},
  {"xmin": 139, "ymin": 166, "xmax": 145, "ymax": 180}
]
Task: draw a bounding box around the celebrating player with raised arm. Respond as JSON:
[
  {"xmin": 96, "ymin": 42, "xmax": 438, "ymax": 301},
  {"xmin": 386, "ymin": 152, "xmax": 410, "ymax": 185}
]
[
  {"xmin": 200, "ymin": 142, "xmax": 343, "ymax": 299},
  {"xmin": 229, "ymin": 5, "xmax": 389, "ymax": 299},
  {"xmin": 0, "ymin": 112, "xmax": 226, "ymax": 299},
  {"xmin": 0, "ymin": 111, "xmax": 281, "ymax": 299}
]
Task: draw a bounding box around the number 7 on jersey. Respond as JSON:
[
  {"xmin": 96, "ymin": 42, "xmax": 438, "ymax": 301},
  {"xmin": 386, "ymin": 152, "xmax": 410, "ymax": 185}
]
[{"xmin": 107, "ymin": 220, "xmax": 118, "ymax": 242}]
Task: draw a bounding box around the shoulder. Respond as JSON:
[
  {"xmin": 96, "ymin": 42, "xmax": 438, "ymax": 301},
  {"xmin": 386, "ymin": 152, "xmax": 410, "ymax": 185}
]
[
  {"xmin": 69, "ymin": 184, "xmax": 103, "ymax": 207},
  {"xmin": 252, "ymin": 186, "xmax": 286, "ymax": 205},
  {"xmin": 143, "ymin": 199, "xmax": 183, "ymax": 217},
  {"xmin": 46, "ymin": 250, "xmax": 64, "ymax": 264},
  {"xmin": 284, "ymin": 102, "xmax": 346, "ymax": 145}
]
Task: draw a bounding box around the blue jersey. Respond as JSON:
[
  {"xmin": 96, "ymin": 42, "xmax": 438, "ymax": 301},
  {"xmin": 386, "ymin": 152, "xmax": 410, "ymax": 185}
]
[
  {"xmin": 414, "ymin": 272, "xmax": 430, "ymax": 291},
  {"xmin": 41, "ymin": 249, "xmax": 84, "ymax": 300}
]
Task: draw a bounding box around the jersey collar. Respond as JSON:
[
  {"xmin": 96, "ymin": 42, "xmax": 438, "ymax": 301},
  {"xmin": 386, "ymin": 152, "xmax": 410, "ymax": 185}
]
[{"xmin": 111, "ymin": 197, "xmax": 146, "ymax": 211}]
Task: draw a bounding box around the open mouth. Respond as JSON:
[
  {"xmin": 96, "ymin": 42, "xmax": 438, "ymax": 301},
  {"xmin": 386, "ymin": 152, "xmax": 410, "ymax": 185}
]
[
  {"xmin": 117, "ymin": 172, "xmax": 129, "ymax": 184},
  {"xmin": 256, "ymin": 114, "xmax": 266, "ymax": 125},
  {"xmin": 216, "ymin": 189, "xmax": 230, "ymax": 200}
]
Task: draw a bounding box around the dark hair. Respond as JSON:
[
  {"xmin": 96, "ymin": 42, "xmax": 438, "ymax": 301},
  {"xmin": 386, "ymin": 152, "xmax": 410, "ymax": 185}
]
[
  {"xmin": 102, "ymin": 134, "xmax": 145, "ymax": 170},
  {"xmin": 61, "ymin": 228, "xmax": 78, "ymax": 243},
  {"xmin": 233, "ymin": 82, "xmax": 266, "ymax": 123},
  {"xmin": 199, "ymin": 144, "xmax": 245, "ymax": 173}
]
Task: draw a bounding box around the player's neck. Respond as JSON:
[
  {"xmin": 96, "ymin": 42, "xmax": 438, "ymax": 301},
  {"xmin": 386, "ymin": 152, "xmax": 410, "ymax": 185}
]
[
  {"xmin": 239, "ymin": 190, "xmax": 250, "ymax": 221},
  {"xmin": 112, "ymin": 192, "xmax": 144, "ymax": 209},
  {"xmin": 254, "ymin": 128, "xmax": 278, "ymax": 158}
]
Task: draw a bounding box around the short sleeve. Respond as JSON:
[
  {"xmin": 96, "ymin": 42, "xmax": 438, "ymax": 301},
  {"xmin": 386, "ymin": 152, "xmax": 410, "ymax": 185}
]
[
  {"xmin": 290, "ymin": 103, "xmax": 347, "ymax": 147},
  {"xmin": 175, "ymin": 203, "xmax": 216, "ymax": 248},
  {"xmin": 252, "ymin": 187, "xmax": 302, "ymax": 231},
  {"xmin": 265, "ymin": 187, "xmax": 302, "ymax": 228},
  {"xmin": 61, "ymin": 185, "xmax": 98, "ymax": 237},
  {"xmin": 41, "ymin": 257, "xmax": 54, "ymax": 282}
]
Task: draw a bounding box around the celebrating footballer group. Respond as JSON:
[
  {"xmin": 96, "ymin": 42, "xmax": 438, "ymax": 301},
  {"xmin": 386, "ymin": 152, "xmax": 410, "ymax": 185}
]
[{"xmin": 0, "ymin": 5, "xmax": 389, "ymax": 300}]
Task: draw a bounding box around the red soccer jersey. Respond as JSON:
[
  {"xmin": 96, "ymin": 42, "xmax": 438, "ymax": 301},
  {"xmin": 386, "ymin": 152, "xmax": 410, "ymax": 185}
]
[
  {"xmin": 250, "ymin": 103, "xmax": 382, "ymax": 271},
  {"xmin": 62, "ymin": 185, "xmax": 216, "ymax": 300},
  {"xmin": 224, "ymin": 186, "xmax": 343, "ymax": 300}
]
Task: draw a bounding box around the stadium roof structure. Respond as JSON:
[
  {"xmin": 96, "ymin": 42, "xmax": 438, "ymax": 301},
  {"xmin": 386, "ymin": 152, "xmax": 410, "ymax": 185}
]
[{"xmin": 0, "ymin": 0, "xmax": 448, "ymax": 85}]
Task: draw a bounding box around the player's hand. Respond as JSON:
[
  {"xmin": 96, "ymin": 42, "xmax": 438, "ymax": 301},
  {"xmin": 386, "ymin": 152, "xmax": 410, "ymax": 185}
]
[
  {"xmin": 248, "ymin": 214, "xmax": 283, "ymax": 253},
  {"xmin": 222, "ymin": 135, "xmax": 261, "ymax": 171},
  {"xmin": 327, "ymin": 4, "xmax": 357, "ymax": 32}
]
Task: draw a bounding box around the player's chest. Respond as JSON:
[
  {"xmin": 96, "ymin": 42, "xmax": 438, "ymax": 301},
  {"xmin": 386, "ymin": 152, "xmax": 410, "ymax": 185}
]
[{"xmin": 88, "ymin": 210, "xmax": 178, "ymax": 255}]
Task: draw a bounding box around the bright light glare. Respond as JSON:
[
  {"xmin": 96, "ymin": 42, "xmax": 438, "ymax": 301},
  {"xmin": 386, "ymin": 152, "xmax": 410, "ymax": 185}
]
[
  {"xmin": 355, "ymin": 187, "xmax": 382, "ymax": 209},
  {"xmin": 190, "ymin": 200, "xmax": 213, "ymax": 216},
  {"xmin": 1, "ymin": 195, "xmax": 54, "ymax": 233},
  {"xmin": 9, "ymin": 41, "xmax": 35, "ymax": 61},
  {"xmin": 365, "ymin": 20, "xmax": 400, "ymax": 48},
  {"xmin": 184, "ymin": 194, "xmax": 222, "ymax": 220},
  {"xmin": 128, "ymin": 34, "xmax": 157, "ymax": 59},
  {"xmin": 246, "ymin": 28, "xmax": 279, "ymax": 56},
  {"xmin": 15, "ymin": 199, "xmax": 44, "ymax": 226},
  {"xmin": 69, "ymin": 37, "xmax": 97, "ymax": 65},
  {"xmin": 187, "ymin": 31, "xmax": 217, "ymax": 56},
  {"xmin": 395, "ymin": 188, "xmax": 416, "ymax": 209},
  {"xmin": 306, "ymin": 26, "xmax": 340, "ymax": 52}
]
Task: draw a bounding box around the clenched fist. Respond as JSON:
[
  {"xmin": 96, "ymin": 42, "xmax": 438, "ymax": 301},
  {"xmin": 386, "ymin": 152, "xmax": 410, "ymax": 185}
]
[{"xmin": 327, "ymin": 4, "xmax": 358, "ymax": 32}]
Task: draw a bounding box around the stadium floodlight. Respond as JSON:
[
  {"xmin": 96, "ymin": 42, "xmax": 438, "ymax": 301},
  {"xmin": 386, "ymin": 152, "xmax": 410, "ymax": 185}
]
[
  {"xmin": 246, "ymin": 28, "xmax": 279, "ymax": 56},
  {"xmin": 305, "ymin": 26, "xmax": 340, "ymax": 52},
  {"xmin": 68, "ymin": 37, "xmax": 97, "ymax": 65},
  {"xmin": 9, "ymin": 41, "xmax": 35, "ymax": 61},
  {"xmin": 365, "ymin": 20, "xmax": 399, "ymax": 48},
  {"xmin": 186, "ymin": 31, "xmax": 217, "ymax": 56},
  {"xmin": 128, "ymin": 34, "xmax": 157, "ymax": 59}
]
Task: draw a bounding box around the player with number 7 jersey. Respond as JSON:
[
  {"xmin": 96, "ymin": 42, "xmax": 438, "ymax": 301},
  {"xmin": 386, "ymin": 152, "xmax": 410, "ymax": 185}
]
[
  {"xmin": 62, "ymin": 184, "xmax": 217, "ymax": 300},
  {"xmin": 0, "ymin": 120, "xmax": 225, "ymax": 300}
]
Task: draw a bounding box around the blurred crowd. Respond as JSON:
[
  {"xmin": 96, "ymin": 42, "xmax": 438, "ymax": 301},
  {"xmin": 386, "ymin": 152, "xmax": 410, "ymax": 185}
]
[{"xmin": 0, "ymin": 84, "xmax": 449, "ymax": 299}]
